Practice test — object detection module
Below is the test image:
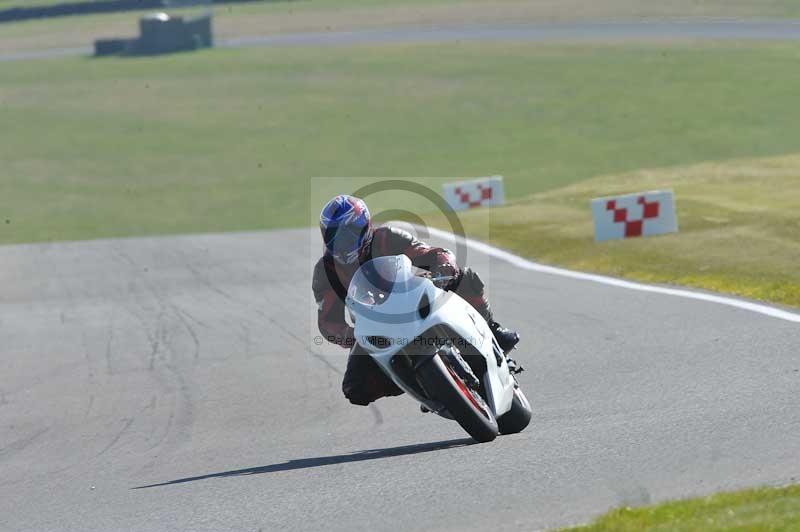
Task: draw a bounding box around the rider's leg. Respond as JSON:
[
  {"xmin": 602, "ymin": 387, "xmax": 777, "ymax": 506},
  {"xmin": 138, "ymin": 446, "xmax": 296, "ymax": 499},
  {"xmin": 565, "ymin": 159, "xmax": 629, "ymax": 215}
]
[
  {"xmin": 453, "ymin": 268, "xmax": 520, "ymax": 354},
  {"xmin": 342, "ymin": 344, "xmax": 404, "ymax": 406}
]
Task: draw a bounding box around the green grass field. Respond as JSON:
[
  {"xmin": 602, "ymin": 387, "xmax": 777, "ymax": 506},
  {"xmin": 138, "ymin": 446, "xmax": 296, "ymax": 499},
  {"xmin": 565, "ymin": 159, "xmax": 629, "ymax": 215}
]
[
  {"xmin": 560, "ymin": 484, "xmax": 800, "ymax": 531},
  {"xmin": 3, "ymin": 41, "xmax": 800, "ymax": 247}
]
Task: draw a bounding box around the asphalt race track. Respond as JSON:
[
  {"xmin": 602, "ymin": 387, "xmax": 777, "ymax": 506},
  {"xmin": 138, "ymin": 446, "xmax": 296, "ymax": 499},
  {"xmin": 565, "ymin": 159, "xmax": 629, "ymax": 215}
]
[
  {"xmin": 1, "ymin": 229, "xmax": 798, "ymax": 531},
  {"xmin": 2, "ymin": 20, "xmax": 800, "ymax": 62}
]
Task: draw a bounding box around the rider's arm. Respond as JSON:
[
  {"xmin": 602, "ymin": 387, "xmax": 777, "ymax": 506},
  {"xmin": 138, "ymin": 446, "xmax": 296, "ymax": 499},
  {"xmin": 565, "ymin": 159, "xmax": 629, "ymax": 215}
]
[
  {"xmin": 312, "ymin": 259, "xmax": 355, "ymax": 348},
  {"xmin": 316, "ymin": 290, "xmax": 355, "ymax": 348},
  {"xmin": 376, "ymin": 226, "xmax": 459, "ymax": 278}
]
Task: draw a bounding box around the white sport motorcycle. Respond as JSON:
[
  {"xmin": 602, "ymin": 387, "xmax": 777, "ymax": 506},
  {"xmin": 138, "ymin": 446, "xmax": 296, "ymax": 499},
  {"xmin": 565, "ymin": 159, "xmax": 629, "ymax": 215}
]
[{"xmin": 345, "ymin": 255, "xmax": 532, "ymax": 442}]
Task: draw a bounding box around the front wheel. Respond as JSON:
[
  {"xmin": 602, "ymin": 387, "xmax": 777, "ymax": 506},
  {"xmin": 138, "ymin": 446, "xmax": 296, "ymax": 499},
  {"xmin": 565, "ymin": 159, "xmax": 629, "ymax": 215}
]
[
  {"xmin": 417, "ymin": 354, "xmax": 498, "ymax": 443},
  {"xmin": 498, "ymin": 386, "xmax": 532, "ymax": 435}
]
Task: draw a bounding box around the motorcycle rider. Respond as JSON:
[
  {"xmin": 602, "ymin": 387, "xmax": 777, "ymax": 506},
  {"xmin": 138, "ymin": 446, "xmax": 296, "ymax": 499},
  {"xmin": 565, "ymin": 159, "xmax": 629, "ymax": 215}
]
[{"xmin": 312, "ymin": 194, "xmax": 520, "ymax": 406}]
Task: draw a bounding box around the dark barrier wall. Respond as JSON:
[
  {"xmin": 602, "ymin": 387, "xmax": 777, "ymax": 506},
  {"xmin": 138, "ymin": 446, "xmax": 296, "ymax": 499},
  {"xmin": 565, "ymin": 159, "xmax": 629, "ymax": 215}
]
[
  {"xmin": 0, "ymin": 0, "xmax": 289, "ymax": 24},
  {"xmin": 94, "ymin": 12, "xmax": 212, "ymax": 56},
  {"xmin": 134, "ymin": 14, "xmax": 212, "ymax": 54}
]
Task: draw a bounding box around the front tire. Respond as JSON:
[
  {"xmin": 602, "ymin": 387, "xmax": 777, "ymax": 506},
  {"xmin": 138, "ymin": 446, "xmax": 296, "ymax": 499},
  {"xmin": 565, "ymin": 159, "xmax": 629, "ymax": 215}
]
[
  {"xmin": 498, "ymin": 386, "xmax": 532, "ymax": 435},
  {"xmin": 417, "ymin": 354, "xmax": 498, "ymax": 443}
]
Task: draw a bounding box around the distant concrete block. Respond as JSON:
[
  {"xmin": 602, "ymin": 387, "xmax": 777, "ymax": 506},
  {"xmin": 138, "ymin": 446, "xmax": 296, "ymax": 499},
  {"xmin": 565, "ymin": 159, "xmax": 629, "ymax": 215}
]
[
  {"xmin": 93, "ymin": 11, "xmax": 213, "ymax": 57},
  {"xmin": 591, "ymin": 190, "xmax": 678, "ymax": 242},
  {"xmin": 136, "ymin": 12, "xmax": 212, "ymax": 55}
]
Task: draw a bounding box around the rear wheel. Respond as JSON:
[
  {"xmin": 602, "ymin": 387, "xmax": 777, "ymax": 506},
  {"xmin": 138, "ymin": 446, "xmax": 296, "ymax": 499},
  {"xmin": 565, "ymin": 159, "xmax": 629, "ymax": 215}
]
[
  {"xmin": 417, "ymin": 354, "xmax": 498, "ymax": 443},
  {"xmin": 498, "ymin": 386, "xmax": 532, "ymax": 435}
]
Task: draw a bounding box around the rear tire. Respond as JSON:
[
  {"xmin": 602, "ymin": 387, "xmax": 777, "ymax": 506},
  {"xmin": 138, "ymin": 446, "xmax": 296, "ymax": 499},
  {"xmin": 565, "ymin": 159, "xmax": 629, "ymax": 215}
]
[
  {"xmin": 417, "ymin": 354, "xmax": 498, "ymax": 443},
  {"xmin": 498, "ymin": 387, "xmax": 532, "ymax": 435}
]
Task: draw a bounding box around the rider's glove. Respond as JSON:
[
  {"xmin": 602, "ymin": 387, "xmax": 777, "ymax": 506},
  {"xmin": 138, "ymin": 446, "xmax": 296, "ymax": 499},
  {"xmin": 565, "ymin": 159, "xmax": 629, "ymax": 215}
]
[{"xmin": 430, "ymin": 262, "xmax": 460, "ymax": 290}]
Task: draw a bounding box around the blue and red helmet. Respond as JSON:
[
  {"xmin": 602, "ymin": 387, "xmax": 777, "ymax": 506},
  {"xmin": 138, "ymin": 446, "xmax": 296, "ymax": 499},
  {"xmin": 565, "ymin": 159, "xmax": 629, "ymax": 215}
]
[{"xmin": 320, "ymin": 195, "xmax": 373, "ymax": 264}]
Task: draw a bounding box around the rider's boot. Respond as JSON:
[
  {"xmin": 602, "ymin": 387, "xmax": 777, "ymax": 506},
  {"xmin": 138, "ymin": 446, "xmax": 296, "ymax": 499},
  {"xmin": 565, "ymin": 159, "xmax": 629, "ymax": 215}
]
[
  {"xmin": 488, "ymin": 320, "xmax": 520, "ymax": 355},
  {"xmin": 490, "ymin": 321, "xmax": 524, "ymax": 374}
]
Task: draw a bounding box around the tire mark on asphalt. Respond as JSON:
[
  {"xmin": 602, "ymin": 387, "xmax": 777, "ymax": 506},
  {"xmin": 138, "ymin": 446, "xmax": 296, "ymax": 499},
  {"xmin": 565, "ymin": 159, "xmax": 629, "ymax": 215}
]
[
  {"xmin": 80, "ymin": 330, "xmax": 99, "ymax": 397},
  {"xmin": 143, "ymin": 311, "xmax": 164, "ymax": 372},
  {"xmin": 185, "ymin": 262, "xmax": 240, "ymax": 304},
  {"xmin": 112, "ymin": 245, "xmax": 196, "ymax": 464},
  {"xmin": 0, "ymin": 427, "xmax": 49, "ymax": 460},
  {"xmin": 84, "ymin": 394, "xmax": 95, "ymax": 419},
  {"xmin": 95, "ymin": 417, "xmax": 134, "ymax": 459},
  {"xmin": 169, "ymin": 301, "xmax": 201, "ymax": 361},
  {"xmin": 141, "ymin": 395, "xmax": 156, "ymax": 413},
  {"xmin": 154, "ymin": 332, "xmax": 194, "ymax": 443},
  {"xmin": 240, "ymin": 322, "xmax": 253, "ymax": 358},
  {"xmin": 104, "ymin": 308, "xmax": 115, "ymax": 375},
  {"xmin": 140, "ymin": 314, "xmax": 193, "ymax": 453},
  {"xmin": 169, "ymin": 302, "xmax": 207, "ymax": 328}
]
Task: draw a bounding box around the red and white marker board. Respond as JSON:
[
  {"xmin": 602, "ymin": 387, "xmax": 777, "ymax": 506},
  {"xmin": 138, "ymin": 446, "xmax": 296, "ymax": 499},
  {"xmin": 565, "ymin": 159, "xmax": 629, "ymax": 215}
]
[
  {"xmin": 442, "ymin": 176, "xmax": 505, "ymax": 211},
  {"xmin": 591, "ymin": 190, "xmax": 678, "ymax": 242}
]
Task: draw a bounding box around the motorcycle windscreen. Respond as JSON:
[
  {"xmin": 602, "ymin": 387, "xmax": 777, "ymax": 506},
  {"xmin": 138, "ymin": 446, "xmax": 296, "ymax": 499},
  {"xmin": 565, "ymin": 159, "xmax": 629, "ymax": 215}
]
[{"xmin": 348, "ymin": 255, "xmax": 418, "ymax": 306}]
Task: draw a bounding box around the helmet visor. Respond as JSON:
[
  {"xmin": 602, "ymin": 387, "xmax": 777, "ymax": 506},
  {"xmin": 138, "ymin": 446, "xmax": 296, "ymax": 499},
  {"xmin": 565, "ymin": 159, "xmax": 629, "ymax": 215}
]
[{"xmin": 323, "ymin": 223, "xmax": 369, "ymax": 264}]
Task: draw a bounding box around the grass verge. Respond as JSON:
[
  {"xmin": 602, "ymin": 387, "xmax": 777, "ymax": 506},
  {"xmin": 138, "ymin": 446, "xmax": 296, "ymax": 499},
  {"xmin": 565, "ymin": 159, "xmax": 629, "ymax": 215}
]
[
  {"xmin": 3, "ymin": 42, "xmax": 800, "ymax": 244},
  {"xmin": 447, "ymin": 154, "xmax": 800, "ymax": 307},
  {"xmin": 560, "ymin": 483, "xmax": 800, "ymax": 531}
]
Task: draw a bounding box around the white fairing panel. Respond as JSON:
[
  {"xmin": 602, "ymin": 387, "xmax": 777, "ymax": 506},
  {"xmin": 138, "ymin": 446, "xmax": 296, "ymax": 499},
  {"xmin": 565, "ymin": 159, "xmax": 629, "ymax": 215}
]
[{"xmin": 345, "ymin": 255, "xmax": 515, "ymax": 417}]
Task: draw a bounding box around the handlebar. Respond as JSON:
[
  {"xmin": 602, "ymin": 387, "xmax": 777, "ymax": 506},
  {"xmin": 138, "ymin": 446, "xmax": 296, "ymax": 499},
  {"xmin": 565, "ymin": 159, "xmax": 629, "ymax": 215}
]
[{"xmin": 418, "ymin": 272, "xmax": 458, "ymax": 288}]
